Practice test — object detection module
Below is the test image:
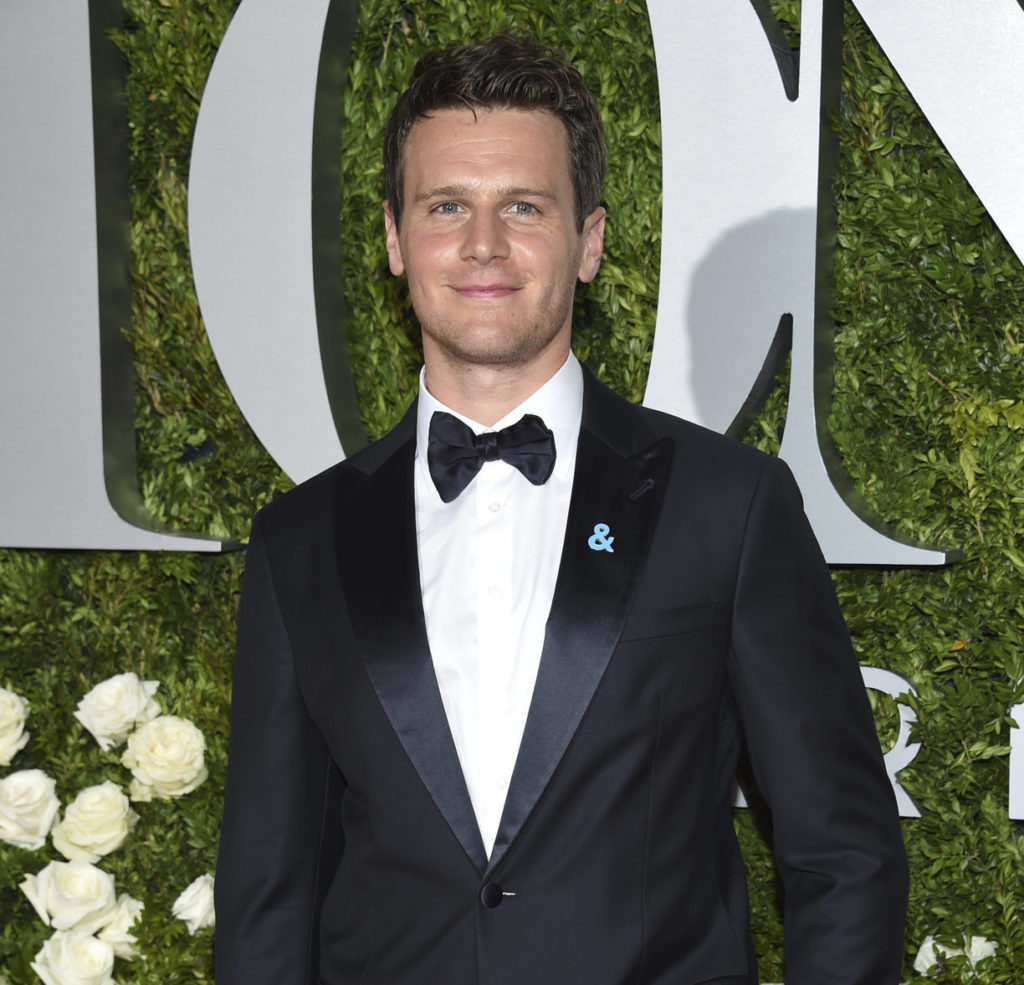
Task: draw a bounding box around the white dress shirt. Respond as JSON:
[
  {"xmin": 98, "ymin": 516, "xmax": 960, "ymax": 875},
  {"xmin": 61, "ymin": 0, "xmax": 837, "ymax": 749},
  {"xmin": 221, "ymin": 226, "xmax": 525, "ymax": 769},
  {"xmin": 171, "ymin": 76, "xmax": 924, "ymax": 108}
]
[{"xmin": 414, "ymin": 354, "xmax": 583, "ymax": 857}]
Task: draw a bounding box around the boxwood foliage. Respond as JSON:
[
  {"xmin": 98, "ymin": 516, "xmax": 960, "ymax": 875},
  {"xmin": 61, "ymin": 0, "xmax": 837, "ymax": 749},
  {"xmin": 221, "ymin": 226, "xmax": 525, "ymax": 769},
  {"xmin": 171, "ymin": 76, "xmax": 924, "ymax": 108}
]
[{"xmin": 0, "ymin": 1, "xmax": 1022, "ymax": 983}]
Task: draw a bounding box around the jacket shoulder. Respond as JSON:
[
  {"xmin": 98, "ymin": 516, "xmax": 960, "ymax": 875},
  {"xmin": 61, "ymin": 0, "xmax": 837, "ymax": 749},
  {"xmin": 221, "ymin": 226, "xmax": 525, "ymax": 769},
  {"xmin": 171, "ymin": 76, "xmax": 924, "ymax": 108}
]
[
  {"xmin": 640, "ymin": 402, "xmax": 774, "ymax": 469},
  {"xmin": 252, "ymin": 407, "xmax": 414, "ymax": 535},
  {"xmin": 584, "ymin": 369, "xmax": 777, "ymax": 481}
]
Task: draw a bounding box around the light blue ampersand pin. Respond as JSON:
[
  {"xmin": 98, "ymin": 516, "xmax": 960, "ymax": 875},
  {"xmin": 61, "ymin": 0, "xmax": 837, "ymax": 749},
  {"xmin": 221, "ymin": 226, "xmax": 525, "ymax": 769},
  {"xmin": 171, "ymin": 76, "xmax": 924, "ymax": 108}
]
[{"xmin": 588, "ymin": 523, "xmax": 614, "ymax": 552}]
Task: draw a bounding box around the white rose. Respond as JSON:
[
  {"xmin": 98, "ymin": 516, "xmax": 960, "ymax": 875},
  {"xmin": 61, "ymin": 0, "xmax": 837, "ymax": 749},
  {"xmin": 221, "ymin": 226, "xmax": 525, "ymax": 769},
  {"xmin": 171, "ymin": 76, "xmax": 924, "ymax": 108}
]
[
  {"xmin": 172, "ymin": 872, "xmax": 215, "ymax": 934},
  {"xmin": 913, "ymin": 935, "xmax": 938, "ymax": 974},
  {"xmin": 74, "ymin": 673, "xmax": 160, "ymax": 751},
  {"xmin": 0, "ymin": 769, "xmax": 60, "ymax": 849},
  {"xmin": 121, "ymin": 715, "xmax": 207, "ymax": 801},
  {"xmin": 964, "ymin": 935, "xmax": 997, "ymax": 968},
  {"xmin": 97, "ymin": 892, "xmax": 144, "ymax": 960},
  {"xmin": 52, "ymin": 781, "xmax": 139, "ymax": 862},
  {"xmin": 20, "ymin": 860, "xmax": 117, "ymax": 933},
  {"xmin": 0, "ymin": 686, "xmax": 30, "ymax": 766},
  {"xmin": 31, "ymin": 930, "xmax": 115, "ymax": 985},
  {"xmin": 913, "ymin": 933, "xmax": 997, "ymax": 976}
]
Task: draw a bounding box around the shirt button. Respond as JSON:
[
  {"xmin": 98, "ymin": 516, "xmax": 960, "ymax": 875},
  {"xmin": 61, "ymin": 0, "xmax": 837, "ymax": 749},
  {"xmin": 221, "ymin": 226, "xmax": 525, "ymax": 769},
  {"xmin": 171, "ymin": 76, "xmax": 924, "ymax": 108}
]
[
  {"xmin": 488, "ymin": 501, "xmax": 501, "ymax": 513},
  {"xmin": 488, "ymin": 585, "xmax": 501, "ymax": 597},
  {"xmin": 496, "ymin": 775, "xmax": 508, "ymax": 789}
]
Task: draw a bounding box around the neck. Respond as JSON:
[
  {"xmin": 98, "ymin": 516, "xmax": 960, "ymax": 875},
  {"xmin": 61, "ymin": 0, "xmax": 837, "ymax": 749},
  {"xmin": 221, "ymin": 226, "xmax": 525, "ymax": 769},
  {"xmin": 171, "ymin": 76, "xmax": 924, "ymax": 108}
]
[{"xmin": 423, "ymin": 347, "xmax": 570, "ymax": 427}]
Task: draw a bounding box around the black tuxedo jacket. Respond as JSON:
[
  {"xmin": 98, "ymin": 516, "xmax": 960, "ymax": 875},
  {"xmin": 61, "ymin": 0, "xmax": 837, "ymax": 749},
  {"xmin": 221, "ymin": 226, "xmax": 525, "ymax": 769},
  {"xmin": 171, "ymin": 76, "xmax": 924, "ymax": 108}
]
[{"xmin": 215, "ymin": 370, "xmax": 907, "ymax": 985}]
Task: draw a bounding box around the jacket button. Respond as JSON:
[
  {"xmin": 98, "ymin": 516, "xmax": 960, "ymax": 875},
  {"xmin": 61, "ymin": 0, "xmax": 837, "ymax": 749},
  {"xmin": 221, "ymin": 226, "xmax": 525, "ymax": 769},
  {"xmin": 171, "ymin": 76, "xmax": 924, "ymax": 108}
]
[{"xmin": 480, "ymin": 883, "xmax": 503, "ymax": 908}]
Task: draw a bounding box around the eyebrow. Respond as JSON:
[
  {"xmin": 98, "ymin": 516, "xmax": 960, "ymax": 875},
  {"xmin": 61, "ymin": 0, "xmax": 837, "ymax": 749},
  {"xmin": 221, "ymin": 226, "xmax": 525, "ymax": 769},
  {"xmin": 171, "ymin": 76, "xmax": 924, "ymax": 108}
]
[{"xmin": 414, "ymin": 184, "xmax": 558, "ymax": 204}]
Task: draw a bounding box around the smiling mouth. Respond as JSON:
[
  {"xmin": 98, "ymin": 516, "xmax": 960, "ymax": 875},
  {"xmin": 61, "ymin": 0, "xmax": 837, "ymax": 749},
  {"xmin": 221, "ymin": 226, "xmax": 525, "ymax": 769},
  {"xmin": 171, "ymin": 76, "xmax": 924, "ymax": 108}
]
[{"xmin": 451, "ymin": 284, "xmax": 522, "ymax": 299}]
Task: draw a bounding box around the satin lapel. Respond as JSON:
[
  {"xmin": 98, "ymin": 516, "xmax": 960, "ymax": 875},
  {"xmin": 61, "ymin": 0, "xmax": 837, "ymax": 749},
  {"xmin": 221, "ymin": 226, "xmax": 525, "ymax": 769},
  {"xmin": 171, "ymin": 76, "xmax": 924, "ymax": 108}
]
[
  {"xmin": 335, "ymin": 422, "xmax": 488, "ymax": 873},
  {"xmin": 487, "ymin": 388, "xmax": 674, "ymax": 874}
]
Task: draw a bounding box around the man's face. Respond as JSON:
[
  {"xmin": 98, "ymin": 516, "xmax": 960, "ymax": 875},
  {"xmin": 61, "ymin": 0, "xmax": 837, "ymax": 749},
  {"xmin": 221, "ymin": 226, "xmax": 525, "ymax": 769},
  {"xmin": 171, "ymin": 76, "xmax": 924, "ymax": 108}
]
[{"xmin": 384, "ymin": 108, "xmax": 604, "ymax": 377}]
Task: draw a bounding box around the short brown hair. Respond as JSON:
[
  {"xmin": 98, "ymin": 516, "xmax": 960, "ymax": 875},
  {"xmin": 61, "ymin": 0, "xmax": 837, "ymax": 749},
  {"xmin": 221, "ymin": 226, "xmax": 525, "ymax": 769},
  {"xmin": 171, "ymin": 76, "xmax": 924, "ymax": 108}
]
[{"xmin": 383, "ymin": 33, "xmax": 607, "ymax": 232}]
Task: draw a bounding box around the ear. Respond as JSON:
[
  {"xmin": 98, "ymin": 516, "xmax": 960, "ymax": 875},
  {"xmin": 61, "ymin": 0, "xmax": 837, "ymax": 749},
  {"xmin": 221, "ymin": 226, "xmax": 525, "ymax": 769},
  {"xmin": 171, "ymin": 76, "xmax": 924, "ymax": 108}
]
[
  {"xmin": 576, "ymin": 206, "xmax": 606, "ymax": 284},
  {"xmin": 383, "ymin": 201, "xmax": 405, "ymax": 276}
]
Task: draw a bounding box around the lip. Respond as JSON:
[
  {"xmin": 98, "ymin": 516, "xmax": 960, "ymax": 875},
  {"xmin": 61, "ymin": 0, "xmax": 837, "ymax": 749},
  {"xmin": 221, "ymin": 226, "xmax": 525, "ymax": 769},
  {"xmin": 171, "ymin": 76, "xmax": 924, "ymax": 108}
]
[{"xmin": 450, "ymin": 284, "xmax": 521, "ymax": 300}]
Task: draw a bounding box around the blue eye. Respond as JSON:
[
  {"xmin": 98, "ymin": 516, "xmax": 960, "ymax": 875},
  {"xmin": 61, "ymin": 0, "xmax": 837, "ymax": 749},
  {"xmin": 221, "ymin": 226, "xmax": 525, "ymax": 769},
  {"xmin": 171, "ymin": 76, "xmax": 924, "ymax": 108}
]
[
  {"xmin": 435, "ymin": 201, "xmax": 460, "ymax": 214},
  {"xmin": 511, "ymin": 202, "xmax": 537, "ymax": 215}
]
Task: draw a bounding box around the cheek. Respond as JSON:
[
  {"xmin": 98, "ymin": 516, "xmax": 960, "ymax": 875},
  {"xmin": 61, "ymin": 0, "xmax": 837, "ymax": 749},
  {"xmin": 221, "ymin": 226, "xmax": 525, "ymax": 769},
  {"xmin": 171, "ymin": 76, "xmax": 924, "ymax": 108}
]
[
  {"xmin": 402, "ymin": 254, "xmax": 435, "ymax": 291},
  {"xmin": 513, "ymin": 239, "xmax": 563, "ymax": 285},
  {"xmin": 400, "ymin": 236, "xmax": 452, "ymax": 279}
]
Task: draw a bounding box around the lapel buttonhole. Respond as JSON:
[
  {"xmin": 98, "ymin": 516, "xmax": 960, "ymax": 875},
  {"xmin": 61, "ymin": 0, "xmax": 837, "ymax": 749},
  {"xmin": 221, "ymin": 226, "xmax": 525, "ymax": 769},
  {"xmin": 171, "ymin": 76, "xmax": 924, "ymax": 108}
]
[{"xmin": 630, "ymin": 477, "xmax": 656, "ymax": 501}]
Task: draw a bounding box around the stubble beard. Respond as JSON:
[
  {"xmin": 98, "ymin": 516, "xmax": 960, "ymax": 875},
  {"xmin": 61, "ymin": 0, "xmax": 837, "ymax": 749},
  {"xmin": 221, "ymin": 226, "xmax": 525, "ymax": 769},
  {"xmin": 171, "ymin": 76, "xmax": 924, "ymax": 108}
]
[{"xmin": 415, "ymin": 282, "xmax": 578, "ymax": 373}]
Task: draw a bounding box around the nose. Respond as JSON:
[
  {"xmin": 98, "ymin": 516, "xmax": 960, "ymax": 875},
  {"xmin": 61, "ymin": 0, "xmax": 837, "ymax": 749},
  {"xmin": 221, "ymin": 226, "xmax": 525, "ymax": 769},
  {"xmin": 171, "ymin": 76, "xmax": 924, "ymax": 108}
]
[{"xmin": 460, "ymin": 209, "xmax": 509, "ymax": 263}]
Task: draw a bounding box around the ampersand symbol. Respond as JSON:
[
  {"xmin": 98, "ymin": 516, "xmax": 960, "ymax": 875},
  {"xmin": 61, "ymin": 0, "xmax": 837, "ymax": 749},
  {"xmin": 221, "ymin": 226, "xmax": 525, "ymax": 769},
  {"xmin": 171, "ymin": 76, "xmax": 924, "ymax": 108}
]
[{"xmin": 588, "ymin": 523, "xmax": 615, "ymax": 552}]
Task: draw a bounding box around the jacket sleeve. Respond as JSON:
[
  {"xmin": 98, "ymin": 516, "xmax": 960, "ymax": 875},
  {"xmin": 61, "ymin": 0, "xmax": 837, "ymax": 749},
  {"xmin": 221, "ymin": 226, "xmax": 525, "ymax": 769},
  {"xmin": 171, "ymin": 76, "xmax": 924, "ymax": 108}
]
[
  {"xmin": 727, "ymin": 456, "xmax": 909, "ymax": 985},
  {"xmin": 215, "ymin": 511, "xmax": 345, "ymax": 985}
]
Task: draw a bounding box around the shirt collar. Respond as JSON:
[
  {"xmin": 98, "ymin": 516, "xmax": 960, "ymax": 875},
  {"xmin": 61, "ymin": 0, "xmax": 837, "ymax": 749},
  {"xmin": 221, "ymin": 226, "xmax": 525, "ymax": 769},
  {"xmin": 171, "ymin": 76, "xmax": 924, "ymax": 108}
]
[{"xmin": 415, "ymin": 352, "xmax": 584, "ymax": 479}]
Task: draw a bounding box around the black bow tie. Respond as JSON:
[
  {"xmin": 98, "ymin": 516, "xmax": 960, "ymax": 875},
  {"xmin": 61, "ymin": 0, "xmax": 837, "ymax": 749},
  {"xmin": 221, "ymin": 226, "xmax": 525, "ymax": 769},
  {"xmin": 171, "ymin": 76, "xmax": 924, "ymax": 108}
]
[{"xmin": 427, "ymin": 411, "xmax": 556, "ymax": 503}]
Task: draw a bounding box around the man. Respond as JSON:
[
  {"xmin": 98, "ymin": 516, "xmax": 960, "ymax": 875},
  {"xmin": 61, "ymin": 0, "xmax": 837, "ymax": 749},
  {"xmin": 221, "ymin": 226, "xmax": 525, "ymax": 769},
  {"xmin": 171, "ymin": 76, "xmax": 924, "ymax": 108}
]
[{"xmin": 216, "ymin": 33, "xmax": 908, "ymax": 985}]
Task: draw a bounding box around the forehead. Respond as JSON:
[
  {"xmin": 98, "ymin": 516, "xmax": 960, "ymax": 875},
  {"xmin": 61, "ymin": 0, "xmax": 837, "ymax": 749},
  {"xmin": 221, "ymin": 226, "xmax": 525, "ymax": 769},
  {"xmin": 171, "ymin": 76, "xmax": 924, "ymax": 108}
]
[{"xmin": 401, "ymin": 108, "xmax": 571, "ymax": 188}]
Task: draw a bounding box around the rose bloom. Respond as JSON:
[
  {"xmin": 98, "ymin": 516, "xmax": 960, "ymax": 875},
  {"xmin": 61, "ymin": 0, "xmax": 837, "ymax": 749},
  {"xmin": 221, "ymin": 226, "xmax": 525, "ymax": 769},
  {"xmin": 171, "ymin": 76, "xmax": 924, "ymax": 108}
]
[
  {"xmin": 121, "ymin": 715, "xmax": 207, "ymax": 801},
  {"xmin": 32, "ymin": 930, "xmax": 116, "ymax": 985},
  {"xmin": 20, "ymin": 860, "xmax": 117, "ymax": 933},
  {"xmin": 73, "ymin": 673, "xmax": 160, "ymax": 751},
  {"xmin": 0, "ymin": 768, "xmax": 60, "ymax": 849},
  {"xmin": 913, "ymin": 936, "xmax": 938, "ymax": 974},
  {"xmin": 913, "ymin": 933, "xmax": 998, "ymax": 974},
  {"xmin": 964, "ymin": 935, "xmax": 998, "ymax": 969},
  {"xmin": 172, "ymin": 872, "xmax": 215, "ymax": 934},
  {"xmin": 0, "ymin": 686, "xmax": 30, "ymax": 766},
  {"xmin": 97, "ymin": 893, "xmax": 144, "ymax": 960},
  {"xmin": 52, "ymin": 781, "xmax": 138, "ymax": 862}
]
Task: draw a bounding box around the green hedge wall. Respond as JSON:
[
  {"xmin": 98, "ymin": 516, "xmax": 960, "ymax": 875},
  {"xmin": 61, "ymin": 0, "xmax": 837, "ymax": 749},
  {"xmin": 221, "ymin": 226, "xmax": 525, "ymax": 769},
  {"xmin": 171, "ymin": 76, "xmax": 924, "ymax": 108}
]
[{"xmin": 1, "ymin": 2, "xmax": 1022, "ymax": 982}]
